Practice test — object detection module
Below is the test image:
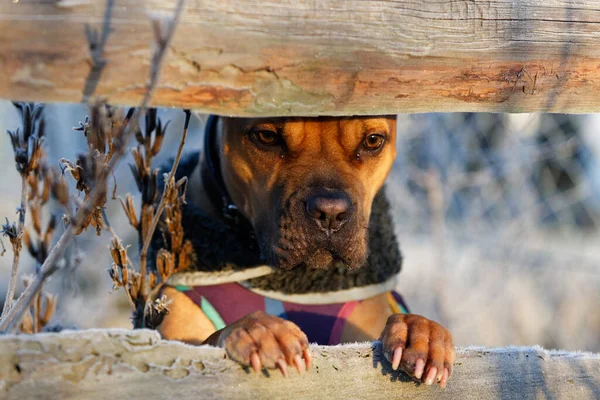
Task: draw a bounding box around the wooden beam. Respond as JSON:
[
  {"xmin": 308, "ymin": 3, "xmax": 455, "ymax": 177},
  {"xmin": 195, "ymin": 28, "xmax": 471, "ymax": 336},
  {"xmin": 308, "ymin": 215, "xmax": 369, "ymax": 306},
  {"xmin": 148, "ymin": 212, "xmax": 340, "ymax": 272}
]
[
  {"xmin": 2, "ymin": 1, "xmax": 600, "ymax": 115},
  {"xmin": 1, "ymin": 329, "xmax": 599, "ymax": 399}
]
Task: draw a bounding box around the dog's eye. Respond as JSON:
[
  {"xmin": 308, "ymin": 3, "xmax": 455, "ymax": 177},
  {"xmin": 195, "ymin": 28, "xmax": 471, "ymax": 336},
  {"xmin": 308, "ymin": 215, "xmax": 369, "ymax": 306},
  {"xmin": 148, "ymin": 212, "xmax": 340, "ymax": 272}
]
[
  {"xmin": 362, "ymin": 134, "xmax": 385, "ymax": 151},
  {"xmin": 250, "ymin": 129, "xmax": 281, "ymax": 147}
]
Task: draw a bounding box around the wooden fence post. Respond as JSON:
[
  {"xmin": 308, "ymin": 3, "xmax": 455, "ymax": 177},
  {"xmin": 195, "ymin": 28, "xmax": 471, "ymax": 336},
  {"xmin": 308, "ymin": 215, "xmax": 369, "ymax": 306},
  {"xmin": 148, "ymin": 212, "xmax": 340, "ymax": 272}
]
[{"xmin": 2, "ymin": 1, "xmax": 600, "ymax": 115}]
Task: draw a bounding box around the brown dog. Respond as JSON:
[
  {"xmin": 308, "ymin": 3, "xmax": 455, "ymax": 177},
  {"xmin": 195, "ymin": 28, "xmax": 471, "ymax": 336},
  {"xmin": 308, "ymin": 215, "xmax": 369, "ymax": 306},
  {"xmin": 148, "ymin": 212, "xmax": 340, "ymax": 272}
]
[{"xmin": 158, "ymin": 116, "xmax": 455, "ymax": 387}]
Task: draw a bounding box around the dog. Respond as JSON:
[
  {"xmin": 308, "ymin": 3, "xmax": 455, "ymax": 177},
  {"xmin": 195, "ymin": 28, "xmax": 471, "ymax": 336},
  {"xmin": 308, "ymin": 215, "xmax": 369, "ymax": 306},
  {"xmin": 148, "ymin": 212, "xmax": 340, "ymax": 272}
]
[{"xmin": 157, "ymin": 116, "xmax": 455, "ymax": 387}]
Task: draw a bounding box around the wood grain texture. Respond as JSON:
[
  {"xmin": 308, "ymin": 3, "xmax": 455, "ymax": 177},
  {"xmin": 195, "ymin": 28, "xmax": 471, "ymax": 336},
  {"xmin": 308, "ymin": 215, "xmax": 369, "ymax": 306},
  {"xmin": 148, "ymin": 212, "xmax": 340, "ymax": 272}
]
[
  {"xmin": 1, "ymin": 329, "xmax": 599, "ymax": 399},
  {"xmin": 2, "ymin": 0, "xmax": 600, "ymax": 115}
]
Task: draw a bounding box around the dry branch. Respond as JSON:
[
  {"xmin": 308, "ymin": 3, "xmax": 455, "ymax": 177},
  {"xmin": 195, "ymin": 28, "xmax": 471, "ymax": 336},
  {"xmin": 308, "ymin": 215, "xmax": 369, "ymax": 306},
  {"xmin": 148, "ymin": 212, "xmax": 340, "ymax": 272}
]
[{"xmin": 0, "ymin": 178, "xmax": 27, "ymax": 317}]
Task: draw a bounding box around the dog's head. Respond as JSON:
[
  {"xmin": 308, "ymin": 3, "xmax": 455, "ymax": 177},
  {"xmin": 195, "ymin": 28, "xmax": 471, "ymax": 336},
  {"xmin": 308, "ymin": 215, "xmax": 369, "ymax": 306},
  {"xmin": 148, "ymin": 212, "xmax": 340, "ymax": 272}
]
[{"xmin": 217, "ymin": 116, "xmax": 397, "ymax": 270}]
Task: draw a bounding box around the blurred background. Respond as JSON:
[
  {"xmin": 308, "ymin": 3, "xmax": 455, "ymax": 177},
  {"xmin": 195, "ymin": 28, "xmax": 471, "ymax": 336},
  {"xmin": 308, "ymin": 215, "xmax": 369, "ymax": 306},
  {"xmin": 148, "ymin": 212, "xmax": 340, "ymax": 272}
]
[{"xmin": 0, "ymin": 101, "xmax": 599, "ymax": 352}]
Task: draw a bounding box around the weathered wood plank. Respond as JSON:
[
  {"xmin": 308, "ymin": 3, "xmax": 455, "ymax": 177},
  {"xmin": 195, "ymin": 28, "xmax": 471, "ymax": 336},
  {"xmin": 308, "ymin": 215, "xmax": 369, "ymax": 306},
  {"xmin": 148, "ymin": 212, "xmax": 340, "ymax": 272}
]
[
  {"xmin": 0, "ymin": 329, "xmax": 599, "ymax": 399},
  {"xmin": 2, "ymin": 1, "xmax": 600, "ymax": 115}
]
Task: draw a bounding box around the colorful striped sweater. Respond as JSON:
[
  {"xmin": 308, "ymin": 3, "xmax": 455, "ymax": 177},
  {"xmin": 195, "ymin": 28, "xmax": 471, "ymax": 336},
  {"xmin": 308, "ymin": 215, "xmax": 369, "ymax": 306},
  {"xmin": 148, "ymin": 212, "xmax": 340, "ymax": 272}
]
[{"xmin": 175, "ymin": 282, "xmax": 409, "ymax": 345}]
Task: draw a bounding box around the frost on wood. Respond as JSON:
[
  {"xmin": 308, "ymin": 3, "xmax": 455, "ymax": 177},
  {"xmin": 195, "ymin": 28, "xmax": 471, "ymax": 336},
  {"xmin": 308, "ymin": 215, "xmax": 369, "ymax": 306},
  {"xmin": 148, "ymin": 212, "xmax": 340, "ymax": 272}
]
[{"xmin": 0, "ymin": 329, "xmax": 599, "ymax": 399}]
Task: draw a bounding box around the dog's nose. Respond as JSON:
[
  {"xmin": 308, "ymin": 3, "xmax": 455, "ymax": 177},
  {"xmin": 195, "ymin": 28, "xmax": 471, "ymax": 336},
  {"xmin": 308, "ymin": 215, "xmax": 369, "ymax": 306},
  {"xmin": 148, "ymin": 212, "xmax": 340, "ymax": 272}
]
[{"xmin": 305, "ymin": 192, "xmax": 352, "ymax": 233}]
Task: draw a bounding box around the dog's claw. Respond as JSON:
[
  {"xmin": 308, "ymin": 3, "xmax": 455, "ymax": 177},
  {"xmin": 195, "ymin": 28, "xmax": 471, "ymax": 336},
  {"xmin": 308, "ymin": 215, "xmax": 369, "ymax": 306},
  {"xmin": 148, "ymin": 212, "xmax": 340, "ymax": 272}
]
[
  {"xmin": 440, "ymin": 368, "xmax": 449, "ymax": 389},
  {"xmin": 391, "ymin": 347, "xmax": 403, "ymax": 370},
  {"xmin": 424, "ymin": 366, "xmax": 437, "ymax": 385},
  {"xmin": 250, "ymin": 352, "xmax": 261, "ymax": 373},
  {"xmin": 294, "ymin": 354, "xmax": 305, "ymax": 375},
  {"xmin": 277, "ymin": 359, "xmax": 288, "ymax": 378},
  {"xmin": 414, "ymin": 358, "xmax": 425, "ymax": 380},
  {"xmin": 436, "ymin": 368, "xmax": 444, "ymax": 383},
  {"xmin": 303, "ymin": 348, "xmax": 312, "ymax": 371}
]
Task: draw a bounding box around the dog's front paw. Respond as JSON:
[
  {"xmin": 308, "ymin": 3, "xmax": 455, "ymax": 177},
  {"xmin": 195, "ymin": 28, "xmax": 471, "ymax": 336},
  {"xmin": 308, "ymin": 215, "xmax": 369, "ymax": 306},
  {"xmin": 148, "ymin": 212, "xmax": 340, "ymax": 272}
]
[
  {"xmin": 380, "ymin": 314, "xmax": 455, "ymax": 388},
  {"xmin": 219, "ymin": 311, "xmax": 311, "ymax": 376}
]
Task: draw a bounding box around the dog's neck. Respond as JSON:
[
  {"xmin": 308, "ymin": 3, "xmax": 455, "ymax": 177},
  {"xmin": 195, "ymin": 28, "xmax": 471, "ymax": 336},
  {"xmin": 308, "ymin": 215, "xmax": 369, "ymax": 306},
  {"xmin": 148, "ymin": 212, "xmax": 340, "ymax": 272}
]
[
  {"xmin": 195, "ymin": 116, "xmax": 248, "ymax": 226},
  {"xmin": 188, "ymin": 116, "xmax": 253, "ymax": 238},
  {"xmin": 187, "ymin": 154, "xmax": 218, "ymax": 218}
]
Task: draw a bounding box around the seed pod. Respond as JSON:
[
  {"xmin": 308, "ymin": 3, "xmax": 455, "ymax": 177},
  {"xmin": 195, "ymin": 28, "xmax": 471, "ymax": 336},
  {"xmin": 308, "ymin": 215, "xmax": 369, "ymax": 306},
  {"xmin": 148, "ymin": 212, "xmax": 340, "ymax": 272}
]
[
  {"xmin": 40, "ymin": 293, "xmax": 56, "ymax": 327},
  {"xmin": 30, "ymin": 201, "xmax": 41, "ymax": 235},
  {"xmin": 20, "ymin": 311, "xmax": 34, "ymax": 335},
  {"xmin": 151, "ymin": 120, "xmax": 170, "ymax": 156},
  {"xmin": 119, "ymin": 194, "xmax": 139, "ymax": 228},
  {"xmin": 41, "ymin": 167, "xmax": 52, "ymax": 204},
  {"xmin": 156, "ymin": 249, "xmax": 174, "ymax": 282},
  {"xmin": 51, "ymin": 172, "xmax": 70, "ymax": 206},
  {"xmin": 109, "ymin": 237, "xmax": 128, "ymax": 268},
  {"xmin": 148, "ymin": 272, "xmax": 157, "ymax": 290},
  {"xmin": 23, "ymin": 229, "xmax": 37, "ymax": 259}
]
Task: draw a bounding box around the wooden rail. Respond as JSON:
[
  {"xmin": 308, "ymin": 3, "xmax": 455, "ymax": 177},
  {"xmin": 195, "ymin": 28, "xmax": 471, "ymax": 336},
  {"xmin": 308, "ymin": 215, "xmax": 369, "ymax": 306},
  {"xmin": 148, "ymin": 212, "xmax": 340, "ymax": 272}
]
[
  {"xmin": 1, "ymin": 329, "xmax": 599, "ymax": 399},
  {"xmin": 2, "ymin": 1, "xmax": 600, "ymax": 115}
]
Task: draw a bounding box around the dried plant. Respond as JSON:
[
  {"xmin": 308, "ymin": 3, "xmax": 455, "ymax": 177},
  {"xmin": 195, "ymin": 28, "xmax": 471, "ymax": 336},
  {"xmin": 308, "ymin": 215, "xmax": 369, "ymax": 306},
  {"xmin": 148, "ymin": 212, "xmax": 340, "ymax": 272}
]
[
  {"xmin": 0, "ymin": 102, "xmax": 135, "ymax": 334},
  {"xmin": 109, "ymin": 236, "xmax": 140, "ymax": 310},
  {"xmin": 0, "ymin": 0, "xmax": 186, "ymax": 334},
  {"xmin": 6, "ymin": 103, "xmax": 45, "ymax": 176},
  {"xmin": 24, "ymin": 165, "xmax": 59, "ymax": 267},
  {"xmin": 18, "ymin": 275, "xmax": 56, "ymax": 334},
  {"xmin": 61, "ymin": 103, "xmax": 135, "ymax": 236},
  {"xmin": 128, "ymin": 108, "xmax": 168, "ymax": 241},
  {"xmin": 82, "ymin": 0, "xmax": 114, "ymax": 102},
  {"xmin": 0, "ymin": 100, "xmax": 98, "ymax": 333},
  {"xmin": 110, "ymin": 109, "xmax": 193, "ymax": 329},
  {"xmin": 2, "ymin": 104, "xmax": 65, "ymax": 333},
  {"xmin": 1, "ymin": 103, "xmax": 46, "ymax": 318},
  {"xmin": 21, "ymin": 159, "xmax": 62, "ymax": 332}
]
